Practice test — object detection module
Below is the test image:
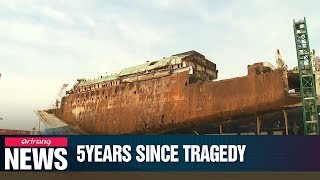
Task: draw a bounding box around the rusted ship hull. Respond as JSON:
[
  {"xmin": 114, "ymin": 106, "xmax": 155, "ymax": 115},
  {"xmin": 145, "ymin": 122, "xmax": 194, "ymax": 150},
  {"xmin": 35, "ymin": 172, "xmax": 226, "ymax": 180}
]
[{"xmin": 46, "ymin": 65, "xmax": 300, "ymax": 134}]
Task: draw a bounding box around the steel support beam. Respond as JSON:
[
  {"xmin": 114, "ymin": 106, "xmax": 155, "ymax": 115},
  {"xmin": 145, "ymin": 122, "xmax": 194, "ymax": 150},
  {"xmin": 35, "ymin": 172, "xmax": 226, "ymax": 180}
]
[
  {"xmin": 219, "ymin": 124, "xmax": 223, "ymax": 135},
  {"xmin": 293, "ymin": 17, "xmax": 319, "ymax": 135},
  {"xmin": 283, "ymin": 110, "xmax": 289, "ymax": 135},
  {"xmin": 256, "ymin": 117, "xmax": 261, "ymax": 135}
]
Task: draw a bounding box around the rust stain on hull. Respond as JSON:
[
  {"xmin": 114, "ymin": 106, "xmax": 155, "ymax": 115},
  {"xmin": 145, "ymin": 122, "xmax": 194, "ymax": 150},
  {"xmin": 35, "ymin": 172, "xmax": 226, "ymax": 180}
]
[{"xmin": 47, "ymin": 66, "xmax": 300, "ymax": 134}]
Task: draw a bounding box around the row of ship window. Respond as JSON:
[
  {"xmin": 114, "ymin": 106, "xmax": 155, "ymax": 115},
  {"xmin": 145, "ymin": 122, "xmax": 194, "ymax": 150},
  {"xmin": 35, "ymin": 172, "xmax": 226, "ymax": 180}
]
[
  {"xmin": 171, "ymin": 63, "xmax": 184, "ymax": 69},
  {"xmin": 69, "ymin": 90, "xmax": 137, "ymax": 104},
  {"xmin": 77, "ymin": 81, "xmax": 120, "ymax": 93}
]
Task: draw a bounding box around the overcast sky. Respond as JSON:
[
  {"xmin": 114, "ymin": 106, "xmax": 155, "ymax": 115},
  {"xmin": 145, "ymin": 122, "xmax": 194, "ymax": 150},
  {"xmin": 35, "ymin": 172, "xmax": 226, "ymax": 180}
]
[{"xmin": 0, "ymin": 0, "xmax": 320, "ymax": 130}]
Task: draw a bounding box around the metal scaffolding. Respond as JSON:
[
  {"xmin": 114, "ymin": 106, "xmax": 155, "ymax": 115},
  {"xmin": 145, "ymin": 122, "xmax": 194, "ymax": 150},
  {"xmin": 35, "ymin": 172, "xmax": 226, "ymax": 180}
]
[{"xmin": 293, "ymin": 17, "xmax": 319, "ymax": 135}]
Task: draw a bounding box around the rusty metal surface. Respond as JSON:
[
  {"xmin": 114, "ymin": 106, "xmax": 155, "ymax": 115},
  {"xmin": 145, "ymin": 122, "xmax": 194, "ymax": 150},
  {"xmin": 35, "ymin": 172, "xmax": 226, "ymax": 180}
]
[{"xmin": 46, "ymin": 64, "xmax": 300, "ymax": 134}]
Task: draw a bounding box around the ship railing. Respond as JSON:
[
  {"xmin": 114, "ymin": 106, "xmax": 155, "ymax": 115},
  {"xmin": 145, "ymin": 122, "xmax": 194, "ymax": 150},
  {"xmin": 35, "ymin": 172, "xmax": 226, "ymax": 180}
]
[{"xmin": 286, "ymin": 88, "xmax": 301, "ymax": 97}]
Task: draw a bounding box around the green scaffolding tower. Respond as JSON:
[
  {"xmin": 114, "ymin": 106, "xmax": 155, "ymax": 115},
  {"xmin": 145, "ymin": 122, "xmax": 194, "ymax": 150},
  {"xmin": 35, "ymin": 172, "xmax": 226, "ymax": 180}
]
[{"xmin": 293, "ymin": 17, "xmax": 319, "ymax": 135}]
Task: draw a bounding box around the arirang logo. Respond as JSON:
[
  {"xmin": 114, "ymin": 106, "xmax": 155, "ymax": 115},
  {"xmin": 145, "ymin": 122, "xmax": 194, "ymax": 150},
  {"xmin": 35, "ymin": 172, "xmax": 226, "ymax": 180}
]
[
  {"xmin": 4, "ymin": 137, "xmax": 68, "ymax": 171},
  {"xmin": 20, "ymin": 138, "xmax": 52, "ymax": 147}
]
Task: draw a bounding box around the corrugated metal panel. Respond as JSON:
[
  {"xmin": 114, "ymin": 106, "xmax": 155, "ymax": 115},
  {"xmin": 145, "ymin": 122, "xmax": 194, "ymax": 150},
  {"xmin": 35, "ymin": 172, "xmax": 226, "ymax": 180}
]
[
  {"xmin": 77, "ymin": 74, "xmax": 119, "ymax": 87},
  {"xmin": 119, "ymin": 55, "xmax": 187, "ymax": 76},
  {"xmin": 119, "ymin": 62, "xmax": 150, "ymax": 76}
]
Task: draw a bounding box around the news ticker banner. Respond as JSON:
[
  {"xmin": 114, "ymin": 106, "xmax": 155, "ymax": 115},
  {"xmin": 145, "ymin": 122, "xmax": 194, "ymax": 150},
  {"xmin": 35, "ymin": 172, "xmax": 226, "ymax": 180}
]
[{"xmin": 0, "ymin": 135, "xmax": 320, "ymax": 171}]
